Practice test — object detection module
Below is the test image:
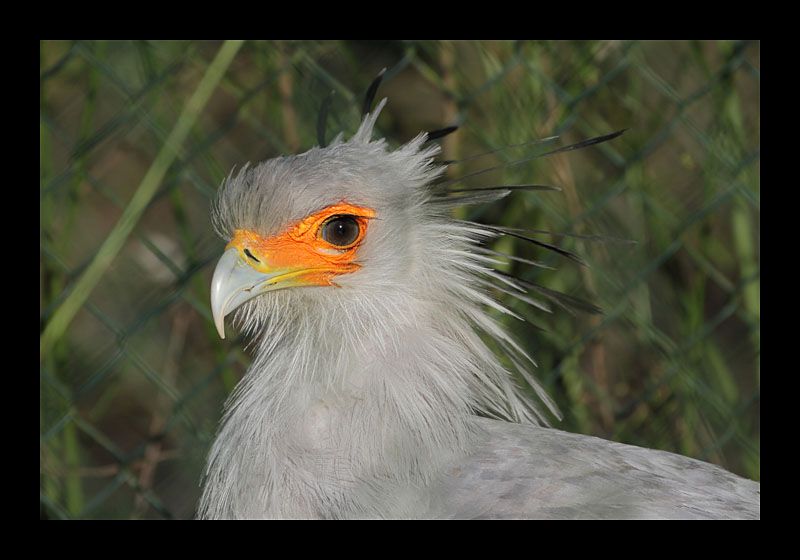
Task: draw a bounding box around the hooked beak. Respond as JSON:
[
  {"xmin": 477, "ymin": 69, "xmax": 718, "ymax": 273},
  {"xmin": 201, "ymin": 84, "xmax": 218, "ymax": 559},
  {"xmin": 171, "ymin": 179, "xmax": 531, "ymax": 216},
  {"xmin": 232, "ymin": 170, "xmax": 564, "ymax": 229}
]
[
  {"xmin": 211, "ymin": 248, "xmax": 277, "ymax": 339},
  {"xmin": 211, "ymin": 244, "xmax": 338, "ymax": 339}
]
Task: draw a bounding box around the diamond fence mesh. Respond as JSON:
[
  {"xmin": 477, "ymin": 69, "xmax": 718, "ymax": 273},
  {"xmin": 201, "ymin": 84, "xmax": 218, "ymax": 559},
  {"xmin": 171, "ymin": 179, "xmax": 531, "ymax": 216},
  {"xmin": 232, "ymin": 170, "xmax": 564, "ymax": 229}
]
[{"xmin": 40, "ymin": 40, "xmax": 760, "ymax": 519}]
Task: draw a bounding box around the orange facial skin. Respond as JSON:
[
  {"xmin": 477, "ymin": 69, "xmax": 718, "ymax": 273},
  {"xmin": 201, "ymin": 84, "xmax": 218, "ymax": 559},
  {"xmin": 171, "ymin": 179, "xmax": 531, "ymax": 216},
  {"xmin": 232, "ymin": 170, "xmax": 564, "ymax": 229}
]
[{"xmin": 226, "ymin": 203, "xmax": 376, "ymax": 288}]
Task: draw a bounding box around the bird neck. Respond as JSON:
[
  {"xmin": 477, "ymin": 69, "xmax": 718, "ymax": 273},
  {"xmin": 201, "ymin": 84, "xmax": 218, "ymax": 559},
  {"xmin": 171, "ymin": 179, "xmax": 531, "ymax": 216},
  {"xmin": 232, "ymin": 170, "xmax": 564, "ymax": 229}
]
[{"xmin": 200, "ymin": 288, "xmax": 481, "ymax": 518}]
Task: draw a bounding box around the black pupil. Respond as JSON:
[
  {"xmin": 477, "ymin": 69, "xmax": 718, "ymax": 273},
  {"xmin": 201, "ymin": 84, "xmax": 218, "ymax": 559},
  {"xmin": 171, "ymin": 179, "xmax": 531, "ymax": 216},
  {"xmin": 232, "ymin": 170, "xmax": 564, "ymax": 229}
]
[{"xmin": 323, "ymin": 216, "xmax": 360, "ymax": 247}]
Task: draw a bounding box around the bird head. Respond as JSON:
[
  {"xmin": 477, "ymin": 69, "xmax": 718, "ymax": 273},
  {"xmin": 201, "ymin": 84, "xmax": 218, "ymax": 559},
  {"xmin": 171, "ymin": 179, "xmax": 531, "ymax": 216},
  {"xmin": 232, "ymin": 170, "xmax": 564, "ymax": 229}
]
[
  {"xmin": 206, "ymin": 92, "xmax": 621, "ymax": 430},
  {"xmin": 211, "ymin": 99, "xmax": 445, "ymax": 340}
]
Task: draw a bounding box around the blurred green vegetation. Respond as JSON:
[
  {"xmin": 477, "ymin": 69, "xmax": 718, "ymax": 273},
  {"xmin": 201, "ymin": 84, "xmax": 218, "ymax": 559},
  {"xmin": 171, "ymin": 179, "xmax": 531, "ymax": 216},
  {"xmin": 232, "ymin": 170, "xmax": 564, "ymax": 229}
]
[{"xmin": 40, "ymin": 40, "xmax": 760, "ymax": 519}]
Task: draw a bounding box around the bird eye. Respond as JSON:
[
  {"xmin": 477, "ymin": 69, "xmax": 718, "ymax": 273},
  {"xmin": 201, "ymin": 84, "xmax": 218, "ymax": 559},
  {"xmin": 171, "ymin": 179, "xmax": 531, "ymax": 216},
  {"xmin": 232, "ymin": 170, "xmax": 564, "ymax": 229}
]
[{"xmin": 321, "ymin": 216, "xmax": 361, "ymax": 247}]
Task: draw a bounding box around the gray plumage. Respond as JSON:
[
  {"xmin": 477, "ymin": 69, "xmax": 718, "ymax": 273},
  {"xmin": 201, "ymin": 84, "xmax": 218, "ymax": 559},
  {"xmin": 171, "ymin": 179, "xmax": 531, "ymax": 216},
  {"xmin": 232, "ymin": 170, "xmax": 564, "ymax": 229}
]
[
  {"xmin": 199, "ymin": 99, "xmax": 759, "ymax": 519},
  {"xmin": 432, "ymin": 418, "xmax": 759, "ymax": 519}
]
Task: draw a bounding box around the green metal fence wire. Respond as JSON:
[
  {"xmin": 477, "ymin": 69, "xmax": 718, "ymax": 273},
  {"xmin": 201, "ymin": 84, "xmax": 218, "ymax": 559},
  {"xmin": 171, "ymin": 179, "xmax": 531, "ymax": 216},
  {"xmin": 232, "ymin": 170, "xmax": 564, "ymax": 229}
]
[{"xmin": 40, "ymin": 40, "xmax": 760, "ymax": 519}]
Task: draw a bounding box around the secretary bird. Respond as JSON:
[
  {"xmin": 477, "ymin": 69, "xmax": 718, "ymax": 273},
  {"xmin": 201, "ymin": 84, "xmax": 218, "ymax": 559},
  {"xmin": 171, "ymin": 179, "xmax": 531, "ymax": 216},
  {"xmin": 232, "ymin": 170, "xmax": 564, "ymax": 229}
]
[{"xmin": 199, "ymin": 82, "xmax": 760, "ymax": 519}]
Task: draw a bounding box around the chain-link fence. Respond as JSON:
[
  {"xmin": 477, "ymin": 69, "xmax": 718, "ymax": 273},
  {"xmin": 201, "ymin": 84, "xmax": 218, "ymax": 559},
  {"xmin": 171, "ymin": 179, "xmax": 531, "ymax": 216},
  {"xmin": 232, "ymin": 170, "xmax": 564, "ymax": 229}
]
[{"xmin": 40, "ymin": 40, "xmax": 760, "ymax": 519}]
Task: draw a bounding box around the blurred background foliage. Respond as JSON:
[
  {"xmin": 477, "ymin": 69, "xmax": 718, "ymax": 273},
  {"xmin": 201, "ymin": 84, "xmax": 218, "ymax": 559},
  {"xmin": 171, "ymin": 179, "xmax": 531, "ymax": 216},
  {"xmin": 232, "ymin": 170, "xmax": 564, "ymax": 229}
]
[{"xmin": 40, "ymin": 40, "xmax": 760, "ymax": 519}]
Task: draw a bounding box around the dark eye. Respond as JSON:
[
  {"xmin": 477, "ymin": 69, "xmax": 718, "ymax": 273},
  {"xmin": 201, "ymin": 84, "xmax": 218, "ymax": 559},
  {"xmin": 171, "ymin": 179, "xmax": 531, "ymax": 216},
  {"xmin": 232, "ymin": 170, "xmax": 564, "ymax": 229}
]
[{"xmin": 321, "ymin": 216, "xmax": 361, "ymax": 247}]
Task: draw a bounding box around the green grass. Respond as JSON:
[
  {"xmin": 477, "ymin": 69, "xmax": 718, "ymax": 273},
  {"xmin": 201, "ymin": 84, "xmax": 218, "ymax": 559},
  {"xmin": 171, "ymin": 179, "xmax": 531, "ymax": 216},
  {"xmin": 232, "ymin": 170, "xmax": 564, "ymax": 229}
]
[{"xmin": 40, "ymin": 40, "xmax": 760, "ymax": 519}]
